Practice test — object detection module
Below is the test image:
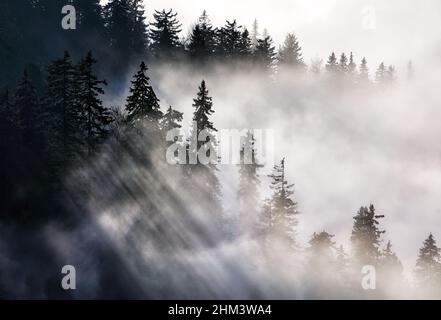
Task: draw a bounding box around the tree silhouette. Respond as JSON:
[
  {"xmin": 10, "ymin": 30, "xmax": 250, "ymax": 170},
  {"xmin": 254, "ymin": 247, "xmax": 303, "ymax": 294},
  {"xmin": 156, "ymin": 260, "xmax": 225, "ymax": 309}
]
[
  {"xmin": 266, "ymin": 158, "xmax": 299, "ymax": 247},
  {"xmin": 350, "ymin": 204, "xmax": 385, "ymax": 266},
  {"xmin": 278, "ymin": 33, "xmax": 305, "ymax": 71},
  {"xmin": 415, "ymin": 233, "xmax": 441, "ymax": 288},
  {"xmin": 125, "ymin": 62, "xmax": 163, "ymax": 128},
  {"xmin": 149, "ymin": 9, "xmax": 183, "ymax": 58}
]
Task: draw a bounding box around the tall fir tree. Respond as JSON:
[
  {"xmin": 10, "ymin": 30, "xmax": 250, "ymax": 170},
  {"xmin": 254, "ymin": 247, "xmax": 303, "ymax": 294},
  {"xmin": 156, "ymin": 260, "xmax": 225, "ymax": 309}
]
[
  {"xmin": 278, "ymin": 33, "xmax": 305, "ymax": 70},
  {"xmin": 238, "ymin": 29, "xmax": 252, "ymax": 59},
  {"xmin": 188, "ymin": 11, "xmax": 216, "ymax": 61},
  {"xmin": 325, "ymin": 52, "xmax": 339, "ymax": 74},
  {"xmin": 105, "ymin": 0, "xmax": 133, "ymax": 55},
  {"xmin": 308, "ymin": 231, "xmax": 336, "ymax": 264},
  {"xmin": 359, "ymin": 57, "xmax": 369, "ymax": 83},
  {"xmin": 218, "ymin": 20, "xmax": 243, "ymax": 60},
  {"xmin": 130, "ymin": 0, "xmax": 149, "ymax": 56},
  {"xmin": 43, "ymin": 51, "xmax": 81, "ymax": 172},
  {"xmin": 149, "ymin": 9, "xmax": 183, "ymax": 58},
  {"xmin": 375, "ymin": 62, "xmax": 386, "ymax": 83},
  {"xmin": 254, "ymin": 36, "xmax": 276, "ymax": 72},
  {"xmin": 350, "ymin": 204, "xmax": 385, "ymax": 266},
  {"xmin": 415, "ymin": 233, "xmax": 441, "ymax": 288},
  {"xmin": 74, "ymin": 0, "xmax": 108, "ymax": 54},
  {"xmin": 125, "ymin": 62, "xmax": 163, "ymax": 128},
  {"xmin": 266, "ymin": 158, "xmax": 299, "ymax": 247},
  {"xmin": 77, "ymin": 51, "xmax": 113, "ymax": 155},
  {"xmin": 348, "ymin": 52, "xmax": 357, "ymax": 75},
  {"xmin": 339, "ymin": 53, "xmax": 348, "ymax": 74},
  {"xmin": 189, "ymin": 80, "xmax": 223, "ymax": 223},
  {"xmin": 161, "ymin": 106, "xmax": 183, "ymax": 133}
]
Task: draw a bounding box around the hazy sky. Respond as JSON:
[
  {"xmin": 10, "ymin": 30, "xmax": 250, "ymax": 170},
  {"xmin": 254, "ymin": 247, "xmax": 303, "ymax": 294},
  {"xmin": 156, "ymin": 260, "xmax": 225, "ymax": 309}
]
[{"xmin": 146, "ymin": 0, "xmax": 441, "ymax": 73}]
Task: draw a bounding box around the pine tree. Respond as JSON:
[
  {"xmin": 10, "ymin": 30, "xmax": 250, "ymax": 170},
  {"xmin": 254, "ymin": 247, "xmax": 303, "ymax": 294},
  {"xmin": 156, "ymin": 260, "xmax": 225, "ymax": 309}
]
[
  {"xmin": 238, "ymin": 132, "xmax": 263, "ymax": 236},
  {"xmin": 308, "ymin": 231, "xmax": 336, "ymax": 263},
  {"xmin": 415, "ymin": 234, "xmax": 441, "ymax": 287},
  {"xmin": 218, "ymin": 20, "xmax": 243, "ymax": 60},
  {"xmin": 188, "ymin": 11, "xmax": 216, "ymax": 60},
  {"xmin": 149, "ymin": 9, "xmax": 183, "ymax": 58},
  {"xmin": 161, "ymin": 106, "xmax": 183, "ymax": 133},
  {"xmin": 77, "ymin": 51, "xmax": 113, "ymax": 155},
  {"xmin": 105, "ymin": 0, "xmax": 133, "ymax": 55},
  {"xmin": 238, "ymin": 29, "xmax": 252, "ymax": 59},
  {"xmin": 254, "ymin": 36, "xmax": 276, "ymax": 72},
  {"xmin": 325, "ymin": 52, "xmax": 339, "ymax": 74},
  {"xmin": 74, "ymin": 0, "xmax": 108, "ymax": 53},
  {"xmin": 191, "ymin": 80, "xmax": 217, "ymax": 153},
  {"xmin": 43, "ymin": 51, "xmax": 81, "ymax": 170},
  {"xmin": 125, "ymin": 62, "xmax": 163, "ymax": 128},
  {"xmin": 129, "ymin": 0, "xmax": 149, "ymax": 56},
  {"xmin": 359, "ymin": 57, "xmax": 369, "ymax": 82},
  {"xmin": 161, "ymin": 106, "xmax": 184, "ymax": 163},
  {"xmin": 350, "ymin": 204, "xmax": 385, "ymax": 266},
  {"xmin": 348, "ymin": 52, "xmax": 357, "ymax": 75},
  {"xmin": 189, "ymin": 80, "xmax": 223, "ymax": 222},
  {"xmin": 339, "ymin": 53, "xmax": 348, "ymax": 73},
  {"xmin": 375, "ymin": 62, "xmax": 386, "ymax": 83},
  {"xmin": 266, "ymin": 158, "xmax": 299, "ymax": 247},
  {"xmin": 278, "ymin": 33, "xmax": 305, "ymax": 70}
]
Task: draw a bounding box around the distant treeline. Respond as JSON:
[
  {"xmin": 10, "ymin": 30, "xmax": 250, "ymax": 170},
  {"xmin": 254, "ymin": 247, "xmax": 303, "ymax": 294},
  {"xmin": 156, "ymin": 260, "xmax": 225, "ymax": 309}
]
[{"xmin": 0, "ymin": 0, "xmax": 413, "ymax": 90}]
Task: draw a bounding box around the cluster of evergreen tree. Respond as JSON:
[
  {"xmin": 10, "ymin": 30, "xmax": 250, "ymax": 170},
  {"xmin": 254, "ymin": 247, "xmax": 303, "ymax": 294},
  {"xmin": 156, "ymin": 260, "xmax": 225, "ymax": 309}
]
[
  {"xmin": 0, "ymin": 1, "xmax": 432, "ymax": 298},
  {"xmin": 0, "ymin": 46, "xmax": 438, "ymax": 296},
  {"xmin": 0, "ymin": 1, "xmax": 412, "ymax": 90},
  {"xmin": 0, "ymin": 50, "xmax": 112, "ymax": 225},
  {"xmin": 324, "ymin": 51, "xmax": 399, "ymax": 85}
]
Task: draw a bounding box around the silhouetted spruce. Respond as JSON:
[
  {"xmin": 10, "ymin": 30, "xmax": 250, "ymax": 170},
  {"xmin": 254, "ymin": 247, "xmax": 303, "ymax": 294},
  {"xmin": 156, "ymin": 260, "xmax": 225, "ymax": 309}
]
[
  {"xmin": 415, "ymin": 233, "xmax": 441, "ymax": 288},
  {"xmin": 238, "ymin": 29, "xmax": 253, "ymax": 59},
  {"xmin": 325, "ymin": 52, "xmax": 339, "ymax": 74},
  {"xmin": 375, "ymin": 62, "xmax": 386, "ymax": 83},
  {"xmin": 278, "ymin": 33, "xmax": 305, "ymax": 70},
  {"xmin": 149, "ymin": 9, "xmax": 183, "ymax": 59},
  {"xmin": 76, "ymin": 51, "xmax": 113, "ymax": 155},
  {"xmin": 188, "ymin": 11, "xmax": 216, "ymax": 61},
  {"xmin": 350, "ymin": 204, "xmax": 385, "ymax": 266},
  {"xmin": 348, "ymin": 52, "xmax": 357, "ymax": 75},
  {"xmin": 42, "ymin": 51, "xmax": 82, "ymax": 172},
  {"xmin": 125, "ymin": 62, "xmax": 163, "ymax": 129},
  {"xmin": 359, "ymin": 57, "xmax": 370, "ymax": 83},
  {"xmin": 161, "ymin": 106, "xmax": 183, "ymax": 150},
  {"xmin": 218, "ymin": 20, "xmax": 243, "ymax": 60},
  {"xmin": 254, "ymin": 36, "xmax": 276, "ymax": 72},
  {"xmin": 308, "ymin": 231, "xmax": 336, "ymax": 266},
  {"xmin": 266, "ymin": 158, "xmax": 299, "ymax": 247},
  {"xmin": 189, "ymin": 80, "xmax": 223, "ymax": 220}
]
